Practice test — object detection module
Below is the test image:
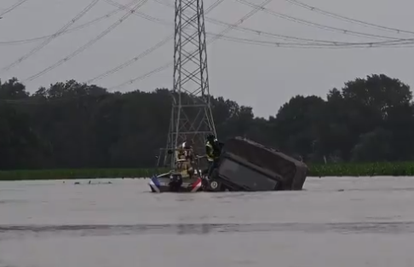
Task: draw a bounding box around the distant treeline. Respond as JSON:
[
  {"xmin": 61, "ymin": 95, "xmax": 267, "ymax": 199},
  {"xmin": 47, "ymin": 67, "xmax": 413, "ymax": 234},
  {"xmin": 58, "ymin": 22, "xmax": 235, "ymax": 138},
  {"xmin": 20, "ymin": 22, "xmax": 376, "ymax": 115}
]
[
  {"xmin": 1, "ymin": 161, "xmax": 414, "ymax": 180},
  {"xmin": 1, "ymin": 73, "xmax": 414, "ymax": 170}
]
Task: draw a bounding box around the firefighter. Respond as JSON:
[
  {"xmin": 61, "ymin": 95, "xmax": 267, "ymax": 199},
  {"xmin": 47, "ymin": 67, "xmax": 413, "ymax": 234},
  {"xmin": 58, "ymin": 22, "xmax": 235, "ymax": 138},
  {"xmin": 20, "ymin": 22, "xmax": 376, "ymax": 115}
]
[
  {"xmin": 176, "ymin": 140, "xmax": 194, "ymax": 178},
  {"xmin": 205, "ymin": 134, "xmax": 221, "ymax": 177}
]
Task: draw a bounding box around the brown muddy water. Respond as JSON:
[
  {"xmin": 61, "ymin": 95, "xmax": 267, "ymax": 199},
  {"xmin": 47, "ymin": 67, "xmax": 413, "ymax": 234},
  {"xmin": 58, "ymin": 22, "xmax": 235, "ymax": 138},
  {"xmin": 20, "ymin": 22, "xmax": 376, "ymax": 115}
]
[{"xmin": 1, "ymin": 176, "xmax": 414, "ymax": 267}]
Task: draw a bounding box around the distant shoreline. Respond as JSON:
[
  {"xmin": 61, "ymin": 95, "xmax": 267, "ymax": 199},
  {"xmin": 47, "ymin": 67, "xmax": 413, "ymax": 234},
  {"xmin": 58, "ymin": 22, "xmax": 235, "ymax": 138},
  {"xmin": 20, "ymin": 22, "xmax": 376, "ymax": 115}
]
[{"xmin": 0, "ymin": 162, "xmax": 413, "ymax": 181}]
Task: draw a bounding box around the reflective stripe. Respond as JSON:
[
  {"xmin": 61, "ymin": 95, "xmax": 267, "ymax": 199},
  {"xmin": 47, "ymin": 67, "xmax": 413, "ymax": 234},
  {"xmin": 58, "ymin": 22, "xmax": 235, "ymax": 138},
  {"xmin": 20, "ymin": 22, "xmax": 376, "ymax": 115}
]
[{"xmin": 206, "ymin": 142, "xmax": 214, "ymax": 161}]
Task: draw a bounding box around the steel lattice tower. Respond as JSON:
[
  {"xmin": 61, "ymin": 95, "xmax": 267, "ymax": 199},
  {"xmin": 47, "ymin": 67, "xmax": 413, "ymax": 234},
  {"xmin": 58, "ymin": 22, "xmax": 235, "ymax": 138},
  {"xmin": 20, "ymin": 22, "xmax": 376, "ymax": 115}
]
[{"xmin": 163, "ymin": 0, "xmax": 216, "ymax": 167}]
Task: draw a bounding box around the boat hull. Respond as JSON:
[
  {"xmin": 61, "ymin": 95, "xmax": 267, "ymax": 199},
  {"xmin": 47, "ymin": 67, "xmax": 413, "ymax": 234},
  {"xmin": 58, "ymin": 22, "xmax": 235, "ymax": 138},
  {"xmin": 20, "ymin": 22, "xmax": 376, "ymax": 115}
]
[{"xmin": 148, "ymin": 175, "xmax": 203, "ymax": 193}]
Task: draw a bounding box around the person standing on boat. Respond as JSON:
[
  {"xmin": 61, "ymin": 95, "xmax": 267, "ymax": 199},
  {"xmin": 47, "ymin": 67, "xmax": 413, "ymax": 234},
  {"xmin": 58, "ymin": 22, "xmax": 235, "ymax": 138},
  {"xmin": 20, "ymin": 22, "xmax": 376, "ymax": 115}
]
[
  {"xmin": 205, "ymin": 134, "xmax": 221, "ymax": 177},
  {"xmin": 176, "ymin": 140, "xmax": 195, "ymax": 178}
]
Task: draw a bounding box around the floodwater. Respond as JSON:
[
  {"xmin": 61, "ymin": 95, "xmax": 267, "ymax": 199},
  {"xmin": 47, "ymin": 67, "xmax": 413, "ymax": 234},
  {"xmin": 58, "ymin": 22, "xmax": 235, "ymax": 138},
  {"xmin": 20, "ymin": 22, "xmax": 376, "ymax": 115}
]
[{"xmin": 1, "ymin": 177, "xmax": 414, "ymax": 267}]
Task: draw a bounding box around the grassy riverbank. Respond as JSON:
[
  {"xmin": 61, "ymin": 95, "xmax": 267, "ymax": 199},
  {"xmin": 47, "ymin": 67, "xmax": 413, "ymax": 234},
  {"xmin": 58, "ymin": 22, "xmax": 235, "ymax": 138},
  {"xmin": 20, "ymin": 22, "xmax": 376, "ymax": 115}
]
[
  {"xmin": 0, "ymin": 168, "xmax": 169, "ymax": 181},
  {"xmin": 309, "ymin": 162, "xmax": 414, "ymax": 177},
  {"xmin": 1, "ymin": 162, "xmax": 414, "ymax": 181}
]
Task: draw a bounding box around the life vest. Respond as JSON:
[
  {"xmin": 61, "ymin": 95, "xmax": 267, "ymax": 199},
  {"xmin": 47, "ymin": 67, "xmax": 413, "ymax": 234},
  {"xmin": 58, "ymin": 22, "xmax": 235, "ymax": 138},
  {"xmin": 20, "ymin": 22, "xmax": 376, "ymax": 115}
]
[
  {"xmin": 176, "ymin": 145, "xmax": 185, "ymax": 161},
  {"xmin": 205, "ymin": 141, "xmax": 214, "ymax": 162}
]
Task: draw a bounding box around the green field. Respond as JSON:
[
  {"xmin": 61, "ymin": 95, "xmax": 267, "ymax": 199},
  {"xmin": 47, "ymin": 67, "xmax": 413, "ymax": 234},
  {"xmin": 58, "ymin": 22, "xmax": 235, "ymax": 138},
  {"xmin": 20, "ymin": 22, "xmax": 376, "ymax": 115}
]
[
  {"xmin": 308, "ymin": 162, "xmax": 414, "ymax": 177},
  {"xmin": 0, "ymin": 168, "xmax": 168, "ymax": 181},
  {"xmin": 0, "ymin": 162, "xmax": 413, "ymax": 181}
]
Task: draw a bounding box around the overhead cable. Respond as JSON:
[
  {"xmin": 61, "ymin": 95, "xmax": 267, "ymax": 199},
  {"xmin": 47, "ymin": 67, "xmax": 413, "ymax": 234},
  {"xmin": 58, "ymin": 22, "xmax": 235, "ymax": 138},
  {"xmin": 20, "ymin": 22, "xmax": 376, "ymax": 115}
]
[
  {"xmin": 105, "ymin": 0, "xmax": 170, "ymax": 25},
  {"xmin": 211, "ymin": 33, "xmax": 414, "ymax": 49},
  {"xmin": 0, "ymin": 0, "xmax": 29, "ymax": 17},
  {"xmin": 0, "ymin": 1, "xmax": 152, "ymax": 46},
  {"xmin": 237, "ymin": 0, "xmax": 402, "ymax": 41},
  {"xmin": 4, "ymin": 0, "xmax": 401, "ymax": 48},
  {"xmin": 85, "ymin": 34, "xmax": 173, "ymax": 84},
  {"xmin": 30, "ymin": 0, "xmax": 225, "ymax": 96},
  {"xmin": 0, "ymin": 0, "xmax": 101, "ymax": 74},
  {"xmin": 285, "ymin": 0, "xmax": 414, "ymax": 35},
  {"xmin": 109, "ymin": 0, "xmax": 273, "ymax": 90},
  {"xmin": 153, "ymin": 0, "xmax": 408, "ymax": 44},
  {"xmin": 110, "ymin": 0, "xmax": 414, "ymax": 90},
  {"xmin": 84, "ymin": 0, "xmax": 225, "ymax": 84},
  {"xmin": 22, "ymin": 0, "xmax": 149, "ymax": 82}
]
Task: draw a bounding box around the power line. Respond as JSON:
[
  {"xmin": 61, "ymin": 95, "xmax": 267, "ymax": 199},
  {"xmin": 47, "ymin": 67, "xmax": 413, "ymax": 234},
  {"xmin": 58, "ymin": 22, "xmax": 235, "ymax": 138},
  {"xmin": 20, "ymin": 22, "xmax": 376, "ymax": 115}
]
[
  {"xmin": 207, "ymin": 17, "xmax": 336, "ymax": 44},
  {"xmin": 13, "ymin": 0, "xmax": 225, "ymax": 98},
  {"xmin": 22, "ymin": 0, "xmax": 149, "ymax": 82},
  {"xmin": 0, "ymin": 2, "xmax": 146, "ymax": 46},
  {"xmin": 153, "ymin": 0, "xmax": 414, "ymax": 45},
  {"xmin": 109, "ymin": 0, "xmax": 273, "ymax": 90},
  {"xmin": 0, "ymin": 1, "xmax": 170, "ymax": 47},
  {"xmin": 1, "ymin": 14, "xmax": 110, "ymax": 46},
  {"xmin": 285, "ymin": 0, "xmax": 414, "ymax": 35},
  {"xmin": 109, "ymin": 62, "xmax": 172, "ymax": 91},
  {"xmin": 110, "ymin": 0, "xmax": 414, "ymax": 91},
  {"xmin": 4, "ymin": 0, "xmax": 406, "ymax": 48},
  {"xmin": 0, "ymin": 0, "xmax": 29, "ymax": 17},
  {"xmin": 108, "ymin": 35, "xmax": 414, "ymax": 93},
  {"xmin": 5, "ymin": 0, "xmax": 412, "ymax": 94},
  {"xmin": 84, "ymin": 0, "xmax": 225, "ymax": 84},
  {"xmin": 86, "ymin": 34, "xmax": 173, "ymax": 84},
  {"xmin": 211, "ymin": 33, "xmax": 414, "ymax": 49},
  {"xmin": 1, "ymin": 0, "xmax": 342, "ymax": 47},
  {"xmin": 0, "ymin": 1, "xmax": 171, "ymax": 46},
  {"xmin": 0, "ymin": 0, "xmax": 101, "ymax": 74},
  {"xmin": 104, "ymin": 0, "xmax": 170, "ymax": 25},
  {"xmin": 237, "ymin": 0, "xmax": 402, "ymax": 41},
  {"xmin": 3, "ymin": 0, "xmax": 412, "ymax": 107}
]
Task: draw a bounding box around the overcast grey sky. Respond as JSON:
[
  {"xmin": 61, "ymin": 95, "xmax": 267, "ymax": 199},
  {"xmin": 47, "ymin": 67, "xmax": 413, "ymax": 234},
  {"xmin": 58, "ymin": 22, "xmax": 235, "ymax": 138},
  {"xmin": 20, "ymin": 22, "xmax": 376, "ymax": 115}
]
[{"xmin": 1, "ymin": 0, "xmax": 413, "ymax": 117}]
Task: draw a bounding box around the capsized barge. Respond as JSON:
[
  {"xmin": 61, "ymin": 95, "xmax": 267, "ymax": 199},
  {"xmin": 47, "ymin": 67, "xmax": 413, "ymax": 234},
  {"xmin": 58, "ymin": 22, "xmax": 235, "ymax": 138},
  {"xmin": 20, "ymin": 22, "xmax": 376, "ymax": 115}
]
[{"xmin": 204, "ymin": 137, "xmax": 308, "ymax": 191}]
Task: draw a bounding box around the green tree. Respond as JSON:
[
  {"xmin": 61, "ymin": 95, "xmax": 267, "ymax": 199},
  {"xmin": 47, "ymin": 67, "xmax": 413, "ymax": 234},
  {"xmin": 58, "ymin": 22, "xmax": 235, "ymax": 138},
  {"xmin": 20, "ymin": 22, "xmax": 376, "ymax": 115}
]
[
  {"xmin": 319, "ymin": 74, "xmax": 414, "ymax": 162},
  {"xmin": 273, "ymin": 95, "xmax": 325, "ymax": 161},
  {"xmin": 0, "ymin": 73, "xmax": 413, "ymax": 170}
]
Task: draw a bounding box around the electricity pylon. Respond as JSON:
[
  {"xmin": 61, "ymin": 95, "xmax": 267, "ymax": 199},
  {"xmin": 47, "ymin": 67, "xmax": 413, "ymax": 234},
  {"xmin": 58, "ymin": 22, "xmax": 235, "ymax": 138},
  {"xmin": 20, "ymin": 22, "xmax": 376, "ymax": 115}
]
[{"xmin": 162, "ymin": 0, "xmax": 216, "ymax": 168}]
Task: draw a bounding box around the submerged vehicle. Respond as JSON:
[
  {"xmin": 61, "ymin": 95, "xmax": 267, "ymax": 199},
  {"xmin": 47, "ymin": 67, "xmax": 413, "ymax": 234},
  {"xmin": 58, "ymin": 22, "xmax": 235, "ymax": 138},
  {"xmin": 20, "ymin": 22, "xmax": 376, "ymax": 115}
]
[
  {"xmin": 148, "ymin": 136, "xmax": 308, "ymax": 193},
  {"xmin": 204, "ymin": 137, "xmax": 309, "ymax": 192}
]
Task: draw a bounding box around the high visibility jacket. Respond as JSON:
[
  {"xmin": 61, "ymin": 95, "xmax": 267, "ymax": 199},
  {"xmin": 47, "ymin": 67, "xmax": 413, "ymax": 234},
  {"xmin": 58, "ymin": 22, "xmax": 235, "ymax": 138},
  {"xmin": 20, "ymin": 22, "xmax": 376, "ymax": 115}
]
[
  {"xmin": 206, "ymin": 141, "xmax": 214, "ymax": 162},
  {"xmin": 175, "ymin": 146, "xmax": 185, "ymax": 161}
]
